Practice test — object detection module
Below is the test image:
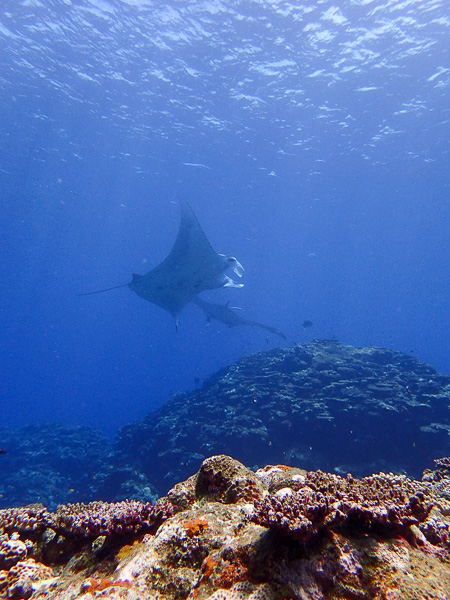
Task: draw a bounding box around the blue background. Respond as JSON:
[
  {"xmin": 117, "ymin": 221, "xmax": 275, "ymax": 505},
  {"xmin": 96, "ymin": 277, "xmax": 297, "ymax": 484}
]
[{"xmin": 1, "ymin": 0, "xmax": 449, "ymax": 434}]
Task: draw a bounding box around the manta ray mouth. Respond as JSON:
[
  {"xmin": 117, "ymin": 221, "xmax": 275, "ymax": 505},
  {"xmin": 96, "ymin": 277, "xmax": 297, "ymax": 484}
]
[{"xmin": 220, "ymin": 255, "xmax": 244, "ymax": 277}]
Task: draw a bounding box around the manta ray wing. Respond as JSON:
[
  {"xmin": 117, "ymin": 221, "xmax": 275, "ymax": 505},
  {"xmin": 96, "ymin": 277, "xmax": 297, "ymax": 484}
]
[
  {"xmin": 163, "ymin": 201, "xmax": 219, "ymax": 272},
  {"xmin": 128, "ymin": 201, "xmax": 244, "ymax": 320}
]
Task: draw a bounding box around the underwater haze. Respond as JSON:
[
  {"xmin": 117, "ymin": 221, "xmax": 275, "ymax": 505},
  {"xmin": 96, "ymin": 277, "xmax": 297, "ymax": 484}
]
[{"xmin": 1, "ymin": 0, "xmax": 449, "ymax": 435}]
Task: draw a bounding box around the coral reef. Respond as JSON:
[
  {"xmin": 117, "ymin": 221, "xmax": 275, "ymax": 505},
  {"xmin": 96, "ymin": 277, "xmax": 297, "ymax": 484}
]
[
  {"xmin": 1, "ymin": 341, "xmax": 449, "ymax": 509},
  {"xmin": 0, "ymin": 424, "xmax": 113, "ymax": 510},
  {"xmin": 251, "ymin": 470, "xmax": 432, "ymax": 543},
  {"xmin": 0, "ymin": 424, "xmax": 157, "ymax": 510},
  {"xmin": 423, "ymin": 456, "xmax": 450, "ymax": 483},
  {"xmin": 116, "ymin": 340, "xmax": 450, "ymax": 494},
  {"xmin": 0, "ymin": 499, "xmax": 173, "ymax": 540},
  {"xmin": 0, "ymin": 455, "xmax": 449, "ymax": 600}
]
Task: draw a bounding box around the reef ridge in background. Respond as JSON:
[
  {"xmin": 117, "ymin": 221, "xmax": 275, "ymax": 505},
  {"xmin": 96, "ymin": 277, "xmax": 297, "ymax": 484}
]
[
  {"xmin": 117, "ymin": 340, "xmax": 450, "ymax": 495},
  {"xmin": 1, "ymin": 340, "xmax": 449, "ymax": 509}
]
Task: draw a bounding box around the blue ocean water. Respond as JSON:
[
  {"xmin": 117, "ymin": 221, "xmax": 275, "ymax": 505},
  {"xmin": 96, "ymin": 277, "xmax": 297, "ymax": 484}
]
[{"xmin": 1, "ymin": 0, "xmax": 449, "ymax": 436}]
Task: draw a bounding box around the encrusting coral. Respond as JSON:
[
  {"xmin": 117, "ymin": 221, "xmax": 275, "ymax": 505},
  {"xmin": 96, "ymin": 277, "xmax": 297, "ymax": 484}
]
[
  {"xmin": 0, "ymin": 498, "xmax": 173, "ymax": 538},
  {"xmin": 0, "ymin": 455, "xmax": 449, "ymax": 600},
  {"xmin": 251, "ymin": 469, "xmax": 432, "ymax": 543}
]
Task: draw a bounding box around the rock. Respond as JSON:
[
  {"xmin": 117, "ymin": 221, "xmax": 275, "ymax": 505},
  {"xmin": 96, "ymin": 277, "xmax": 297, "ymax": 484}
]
[
  {"xmin": 0, "ymin": 455, "xmax": 448, "ymax": 600},
  {"xmin": 195, "ymin": 455, "xmax": 265, "ymax": 504}
]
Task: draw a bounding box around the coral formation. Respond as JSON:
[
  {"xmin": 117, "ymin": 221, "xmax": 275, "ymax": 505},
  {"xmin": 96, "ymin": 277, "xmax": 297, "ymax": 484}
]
[
  {"xmin": 51, "ymin": 498, "xmax": 173, "ymax": 537},
  {"xmin": 116, "ymin": 340, "xmax": 450, "ymax": 494},
  {"xmin": 2, "ymin": 341, "xmax": 449, "ymax": 509},
  {"xmin": 0, "ymin": 423, "xmax": 158, "ymax": 510},
  {"xmin": 251, "ymin": 469, "xmax": 433, "ymax": 543},
  {"xmin": 5, "ymin": 559, "xmax": 55, "ymax": 599},
  {"xmin": 0, "ymin": 499, "xmax": 173, "ymax": 540},
  {"xmin": 0, "ymin": 534, "xmax": 28, "ymax": 569},
  {"xmin": 0, "ymin": 455, "xmax": 448, "ymax": 599}
]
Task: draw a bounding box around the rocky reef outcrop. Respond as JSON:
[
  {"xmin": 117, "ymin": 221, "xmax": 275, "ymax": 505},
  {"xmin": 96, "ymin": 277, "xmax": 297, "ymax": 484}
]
[
  {"xmin": 0, "ymin": 455, "xmax": 449, "ymax": 600},
  {"xmin": 116, "ymin": 340, "xmax": 450, "ymax": 495},
  {"xmin": 0, "ymin": 424, "xmax": 157, "ymax": 510},
  {"xmin": 1, "ymin": 341, "xmax": 449, "ymax": 510}
]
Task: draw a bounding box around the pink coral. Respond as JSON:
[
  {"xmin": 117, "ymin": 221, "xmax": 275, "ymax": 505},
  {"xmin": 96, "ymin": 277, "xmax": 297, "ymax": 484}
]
[
  {"xmin": 6, "ymin": 558, "xmax": 54, "ymax": 599},
  {"xmin": 0, "ymin": 498, "xmax": 173, "ymax": 539},
  {"xmin": 52, "ymin": 498, "xmax": 172, "ymax": 537},
  {"xmin": 251, "ymin": 470, "xmax": 434, "ymax": 543}
]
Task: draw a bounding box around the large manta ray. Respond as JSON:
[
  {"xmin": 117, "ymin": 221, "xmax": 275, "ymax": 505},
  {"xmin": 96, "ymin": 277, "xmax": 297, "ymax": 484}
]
[{"xmin": 79, "ymin": 201, "xmax": 244, "ymax": 328}]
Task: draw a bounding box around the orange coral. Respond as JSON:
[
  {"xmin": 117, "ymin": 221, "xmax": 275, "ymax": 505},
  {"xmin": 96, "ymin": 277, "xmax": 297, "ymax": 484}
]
[
  {"xmin": 183, "ymin": 518, "xmax": 209, "ymax": 537},
  {"xmin": 84, "ymin": 577, "xmax": 131, "ymax": 591},
  {"xmin": 218, "ymin": 562, "xmax": 247, "ymax": 589},
  {"xmin": 201, "ymin": 555, "xmax": 217, "ymax": 580}
]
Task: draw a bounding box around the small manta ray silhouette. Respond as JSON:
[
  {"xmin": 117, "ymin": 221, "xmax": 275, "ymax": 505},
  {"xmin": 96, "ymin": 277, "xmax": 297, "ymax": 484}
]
[
  {"xmin": 79, "ymin": 201, "xmax": 244, "ymax": 330},
  {"xmin": 194, "ymin": 297, "xmax": 286, "ymax": 340}
]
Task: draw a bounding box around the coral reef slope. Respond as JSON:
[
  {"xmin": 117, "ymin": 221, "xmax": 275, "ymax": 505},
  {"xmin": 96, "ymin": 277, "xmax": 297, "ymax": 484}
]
[{"xmin": 117, "ymin": 340, "xmax": 450, "ymax": 494}]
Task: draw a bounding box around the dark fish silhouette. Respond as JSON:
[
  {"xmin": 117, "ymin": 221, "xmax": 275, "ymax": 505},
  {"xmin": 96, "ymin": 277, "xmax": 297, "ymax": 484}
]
[
  {"xmin": 0, "ymin": 449, "xmax": 7, "ymax": 455},
  {"xmin": 302, "ymin": 320, "xmax": 313, "ymax": 328},
  {"xmin": 194, "ymin": 297, "xmax": 286, "ymax": 340},
  {"xmin": 79, "ymin": 201, "xmax": 244, "ymax": 329}
]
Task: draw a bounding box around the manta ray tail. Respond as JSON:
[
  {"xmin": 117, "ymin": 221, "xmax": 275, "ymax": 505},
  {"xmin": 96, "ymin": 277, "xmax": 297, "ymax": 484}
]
[
  {"xmin": 77, "ymin": 283, "xmax": 129, "ymax": 296},
  {"xmin": 247, "ymin": 320, "xmax": 287, "ymax": 340}
]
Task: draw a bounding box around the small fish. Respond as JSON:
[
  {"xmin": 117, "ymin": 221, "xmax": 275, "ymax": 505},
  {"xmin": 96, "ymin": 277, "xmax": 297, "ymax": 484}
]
[
  {"xmin": 0, "ymin": 449, "xmax": 7, "ymax": 455},
  {"xmin": 302, "ymin": 320, "xmax": 313, "ymax": 328}
]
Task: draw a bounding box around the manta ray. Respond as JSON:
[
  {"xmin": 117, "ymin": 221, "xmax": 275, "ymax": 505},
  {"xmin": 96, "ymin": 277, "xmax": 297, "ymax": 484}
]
[
  {"xmin": 194, "ymin": 297, "xmax": 286, "ymax": 340},
  {"xmin": 79, "ymin": 201, "xmax": 244, "ymax": 328}
]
